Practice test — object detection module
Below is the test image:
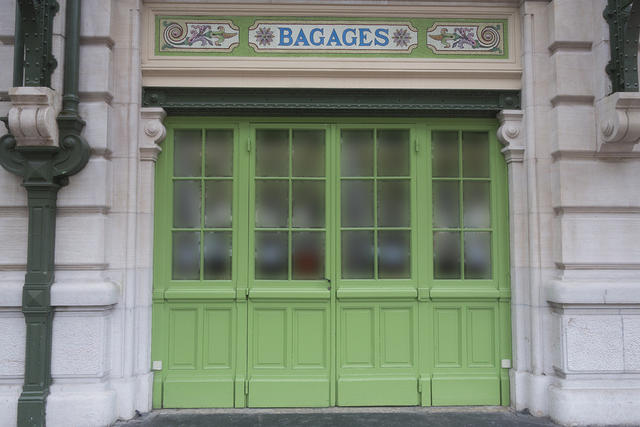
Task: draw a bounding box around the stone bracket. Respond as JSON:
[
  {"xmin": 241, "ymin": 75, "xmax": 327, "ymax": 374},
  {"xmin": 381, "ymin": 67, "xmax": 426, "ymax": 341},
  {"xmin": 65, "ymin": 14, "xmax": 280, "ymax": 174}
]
[
  {"xmin": 8, "ymin": 87, "xmax": 60, "ymax": 147},
  {"xmin": 497, "ymin": 109, "xmax": 525, "ymax": 163},
  {"xmin": 140, "ymin": 107, "xmax": 167, "ymax": 162},
  {"xmin": 596, "ymin": 91, "xmax": 640, "ymax": 151}
]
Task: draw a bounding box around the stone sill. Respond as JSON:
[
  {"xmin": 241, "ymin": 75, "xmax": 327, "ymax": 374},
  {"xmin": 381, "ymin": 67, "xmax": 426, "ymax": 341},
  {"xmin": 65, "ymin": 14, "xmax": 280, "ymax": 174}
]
[{"xmin": 545, "ymin": 280, "xmax": 640, "ymax": 305}]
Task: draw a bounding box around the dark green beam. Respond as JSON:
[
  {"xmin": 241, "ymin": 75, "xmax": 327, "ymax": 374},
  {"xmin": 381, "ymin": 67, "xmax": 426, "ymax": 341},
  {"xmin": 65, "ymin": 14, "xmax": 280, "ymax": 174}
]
[
  {"xmin": 605, "ymin": 0, "xmax": 640, "ymax": 92},
  {"xmin": 16, "ymin": 0, "xmax": 59, "ymax": 87}
]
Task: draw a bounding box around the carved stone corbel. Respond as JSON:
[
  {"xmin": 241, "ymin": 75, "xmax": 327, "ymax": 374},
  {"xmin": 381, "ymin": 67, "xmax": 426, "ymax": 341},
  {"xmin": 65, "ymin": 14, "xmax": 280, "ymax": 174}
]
[
  {"xmin": 7, "ymin": 86, "xmax": 60, "ymax": 146},
  {"xmin": 596, "ymin": 92, "xmax": 640, "ymax": 152},
  {"xmin": 497, "ymin": 110, "xmax": 525, "ymax": 163},
  {"xmin": 139, "ymin": 107, "xmax": 167, "ymax": 162}
]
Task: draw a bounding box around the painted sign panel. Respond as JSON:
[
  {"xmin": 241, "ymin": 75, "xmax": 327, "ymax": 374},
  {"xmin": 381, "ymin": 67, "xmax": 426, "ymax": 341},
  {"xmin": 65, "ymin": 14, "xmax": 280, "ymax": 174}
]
[
  {"xmin": 160, "ymin": 19, "xmax": 239, "ymax": 52},
  {"xmin": 248, "ymin": 21, "xmax": 418, "ymax": 53},
  {"xmin": 156, "ymin": 16, "xmax": 508, "ymax": 59},
  {"xmin": 426, "ymin": 23, "xmax": 504, "ymax": 55}
]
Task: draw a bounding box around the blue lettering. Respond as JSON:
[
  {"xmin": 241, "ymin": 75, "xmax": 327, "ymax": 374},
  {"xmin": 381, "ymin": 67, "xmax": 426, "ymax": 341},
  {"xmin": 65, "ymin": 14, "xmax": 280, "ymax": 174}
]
[
  {"xmin": 327, "ymin": 29, "xmax": 342, "ymax": 47},
  {"xmin": 342, "ymin": 28, "xmax": 357, "ymax": 46},
  {"xmin": 279, "ymin": 27, "xmax": 293, "ymax": 46},
  {"xmin": 359, "ymin": 28, "xmax": 372, "ymax": 46},
  {"xmin": 294, "ymin": 29, "xmax": 310, "ymax": 46},
  {"xmin": 310, "ymin": 28, "xmax": 324, "ymax": 46},
  {"xmin": 374, "ymin": 28, "xmax": 389, "ymax": 46}
]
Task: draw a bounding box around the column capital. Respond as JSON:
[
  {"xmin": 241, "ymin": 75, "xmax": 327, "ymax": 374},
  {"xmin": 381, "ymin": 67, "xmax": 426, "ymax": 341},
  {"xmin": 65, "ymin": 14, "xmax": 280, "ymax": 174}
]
[
  {"xmin": 497, "ymin": 109, "xmax": 525, "ymax": 164},
  {"xmin": 139, "ymin": 107, "xmax": 167, "ymax": 162}
]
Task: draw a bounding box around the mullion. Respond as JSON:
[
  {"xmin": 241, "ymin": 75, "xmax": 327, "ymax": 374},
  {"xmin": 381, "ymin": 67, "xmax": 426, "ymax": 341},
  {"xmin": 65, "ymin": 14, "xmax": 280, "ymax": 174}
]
[
  {"xmin": 373, "ymin": 129, "xmax": 379, "ymax": 280},
  {"xmin": 200, "ymin": 129, "xmax": 206, "ymax": 281},
  {"xmin": 288, "ymin": 128, "xmax": 293, "ymax": 280},
  {"xmin": 457, "ymin": 130, "xmax": 465, "ymax": 280}
]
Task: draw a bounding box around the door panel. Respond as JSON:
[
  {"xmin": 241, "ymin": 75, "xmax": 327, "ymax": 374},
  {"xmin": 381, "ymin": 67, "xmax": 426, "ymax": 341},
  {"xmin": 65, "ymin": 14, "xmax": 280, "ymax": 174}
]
[{"xmin": 152, "ymin": 118, "xmax": 511, "ymax": 409}]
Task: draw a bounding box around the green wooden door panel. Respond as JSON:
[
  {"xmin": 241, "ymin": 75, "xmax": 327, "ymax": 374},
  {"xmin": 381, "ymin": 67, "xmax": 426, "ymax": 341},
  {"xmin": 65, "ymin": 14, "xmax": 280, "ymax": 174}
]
[
  {"xmin": 152, "ymin": 117, "xmax": 511, "ymax": 409},
  {"xmin": 431, "ymin": 376, "xmax": 501, "ymax": 406},
  {"xmin": 337, "ymin": 378, "xmax": 420, "ymax": 406}
]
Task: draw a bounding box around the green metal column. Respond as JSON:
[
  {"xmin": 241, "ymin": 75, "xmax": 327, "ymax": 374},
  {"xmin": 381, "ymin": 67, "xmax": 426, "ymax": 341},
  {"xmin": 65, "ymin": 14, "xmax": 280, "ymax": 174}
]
[{"xmin": 0, "ymin": 1, "xmax": 90, "ymax": 426}]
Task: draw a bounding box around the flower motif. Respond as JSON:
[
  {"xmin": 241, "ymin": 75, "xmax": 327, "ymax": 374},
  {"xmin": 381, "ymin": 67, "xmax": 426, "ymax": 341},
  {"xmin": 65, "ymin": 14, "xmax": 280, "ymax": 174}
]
[
  {"xmin": 392, "ymin": 28, "xmax": 411, "ymax": 47},
  {"xmin": 255, "ymin": 27, "xmax": 275, "ymax": 46}
]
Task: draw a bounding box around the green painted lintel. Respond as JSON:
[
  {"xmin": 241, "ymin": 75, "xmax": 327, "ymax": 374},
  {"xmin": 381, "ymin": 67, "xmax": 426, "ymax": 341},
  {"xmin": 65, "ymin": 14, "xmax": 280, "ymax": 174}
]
[{"xmin": 142, "ymin": 87, "xmax": 521, "ymax": 117}]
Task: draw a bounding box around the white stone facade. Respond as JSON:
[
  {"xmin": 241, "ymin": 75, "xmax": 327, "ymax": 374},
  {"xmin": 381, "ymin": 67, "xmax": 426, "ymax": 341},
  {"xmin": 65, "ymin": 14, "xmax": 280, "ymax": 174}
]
[{"xmin": 0, "ymin": 0, "xmax": 639, "ymax": 426}]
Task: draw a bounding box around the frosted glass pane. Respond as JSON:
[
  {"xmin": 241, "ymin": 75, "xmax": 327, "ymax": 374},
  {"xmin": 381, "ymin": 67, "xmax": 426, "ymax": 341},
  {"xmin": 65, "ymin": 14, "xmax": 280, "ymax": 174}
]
[
  {"xmin": 255, "ymin": 231, "xmax": 288, "ymax": 280},
  {"xmin": 342, "ymin": 231, "xmax": 374, "ymax": 279},
  {"xmin": 434, "ymin": 231, "xmax": 461, "ymax": 279},
  {"xmin": 341, "ymin": 180, "xmax": 374, "ymax": 227},
  {"xmin": 174, "ymin": 130, "xmax": 202, "ymax": 177},
  {"xmin": 173, "ymin": 181, "xmax": 201, "ymax": 228},
  {"xmin": 255, "ymin": 180, "xmax": 288, "ymax": 228},
  {"xmin": 292, "ymin": 232, "xmax": 324, "ymax": 280},
  {"xmin": 432, "ymin": 181, "xmax": 460, "ymax": 228},
  {"xmin": 293, "ymin": 130, "xmax": 325, "ymax": 177},
  {"xmin": 256, "ymin": 129, "xmax": 289, "ymax": 177},
  {"xmin": 432, "ymin": 131, "xmax": 459, "ymax": 177},
  {"xmin": 464, "ymin": 232, "xmax": 491, "ymax": 279},
  {"xmin": 205, "ymin": 129, "xmax": 233, "ymax": 177},
  {"xmin": 377, "ymin": 129, "xmax": 410, "ymax": 176},
  {"xmin": 341, "ymin": 129, "xmax": 374, "ymax": 176},
  {"xmin": 292, "ymin": 181, "xmax": 325, "ymax": 228},
  {"xmin": 204, "ymin": 232, "xmax": 232, "ymax": 280},
  {"xmin": 378, "ymin": 180, "xmax": 410, "ymax": 227},
  {"xmin": 205, "ymin": 181, "xmax": 232, "ymax": 228},
  {"xmin": 463, "ymin": 181, "xmax": 491, "ymax": 228},
  {"xmin": 462, "ymin": 132, "xmax": 489, "ymax": 178},
  {"xmin": 378, "ymin": 231, "xmax": 410, "ymax": 279},
  {"xmin": 172, "ymin": 231, "xmax": 200, "ymax": 280}
]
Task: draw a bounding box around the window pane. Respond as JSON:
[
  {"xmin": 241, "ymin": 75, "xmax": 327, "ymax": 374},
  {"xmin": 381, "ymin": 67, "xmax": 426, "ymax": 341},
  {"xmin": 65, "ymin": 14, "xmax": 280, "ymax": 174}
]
[
  {"xmin": 432, "ymin": 181, "xmax": 460, "ymax": 228},
  {"xmin": 378, "ymin": 231, "xmax": 410, "ymax": 279},
  {"xmin": 434, "ymin": 231, "xmax": 460, "ymax": 279},
  {"xmin": 432, "ymin": 131, "xmax": 459, "ymax": 177},
  {"xmin": 205, "ymin": 129, "xmax": 233, "ymax": 177},
  {"xmin": 293, "ymin": 130, "xmax": 325, "ymax": 177},
  {"xmin": 342, "ymin": 231, "xmax": 374, "ymax": 279},
  {"xmin": 172, "ymin": 231, "xmax": 200, "ymax": 280},
  {"xmin": 255, "ymin": 231, "xmax": 288, "ymax": 280},
  {"xmin": 341, "ymin": 129, "xmax": 374, "ymax": 176},
  {"xmin": 204, "ymin": 232, "xmax": 232, "ymax": 280},
  {"xmin": 256, "ymin": 129, "xmax": 289, "ymax": 177},
  {"xmin": 464, "ymin": 232, "xmax": 491, "ymax": 279},
  {"xmin": 341, "ymin": 180, "xmax": 374, "ymax": 227},
  {"xmin": 174, "ymin": 130, "xmax": 202, "ymax": 177},
  {"xmin": 173, "ymin": 181, "xmax": 201, "ymax": 228},
  {"xmin": 293, "ymin": 181, "xmax": 325, "ymax": 228},
  {"xmin": 205, "ymin": 181, "xmax": 232, "ymax": 228},
  {"xmin": 255, "ymin": 180, "xmax": 288, "ymax": 228},
  {"xmin": 292, "ymin": 232, "xmax": 324, "ymax": 280},
  {"xmin": 378, "ymin": 180, "xmax": 410, "ymax": 227},
  {"xmin": 377, "ymin": 129, "xmax": 410, "ymax": 176},
  {"xmin": 462, "ymin": 132, "xmax": 489, "ymax": 178},
  {"xmin": 463, "ymin": 181, "xmax": 491, "ymax": 228}
]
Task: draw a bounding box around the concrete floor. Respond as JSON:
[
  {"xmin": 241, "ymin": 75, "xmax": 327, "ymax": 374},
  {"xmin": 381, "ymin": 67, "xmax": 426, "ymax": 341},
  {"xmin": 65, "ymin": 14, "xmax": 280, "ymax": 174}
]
[{"xmin": 115, "ymin": 407, "xmax": 560, "ymax": 427}]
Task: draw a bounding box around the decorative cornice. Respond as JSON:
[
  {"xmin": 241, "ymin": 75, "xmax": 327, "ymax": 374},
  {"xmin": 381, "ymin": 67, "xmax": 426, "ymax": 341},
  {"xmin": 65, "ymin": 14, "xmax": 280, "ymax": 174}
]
[
  {"xmin": 140, "ymin": 107, "xmax": 167, "ymax": 162},
  {"xmin": 596, "ymin": 92, "xmax": 640, "ymax": 152},
  {"xmin": 142, "ymin": 87, "xmax": 521, "ymax": 117},
  {"xmin": 496, "ymin": 109, "xmax": 524, "ymax": 163},
  {"xmin": 7, "ymin": 87, "xmax": 60, "ymax": 147}
]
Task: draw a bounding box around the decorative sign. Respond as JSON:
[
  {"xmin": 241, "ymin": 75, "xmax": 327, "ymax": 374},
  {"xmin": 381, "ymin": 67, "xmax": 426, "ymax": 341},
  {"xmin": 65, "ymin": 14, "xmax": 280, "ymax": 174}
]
[
  {"xmin": 248, "ymin": 21, "xmax": 418, "ymax": 53},
  {"xmin": 156, "ymin": 16, "xmax": 507, "ymax": 58},
  {"xmin": 426, "ymin": 23, "xmax": 504, "ymax": 54},
  {"xmin": 160, "ymin": 19, "xmax": 239, "ymax": 52}
]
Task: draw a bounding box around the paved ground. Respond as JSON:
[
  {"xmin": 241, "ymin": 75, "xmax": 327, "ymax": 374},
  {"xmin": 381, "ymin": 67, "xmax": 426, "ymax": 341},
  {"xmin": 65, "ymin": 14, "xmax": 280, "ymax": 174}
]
[{"xmin": 115, "ymin": 407, "xmax": 560, "ymax": 427}]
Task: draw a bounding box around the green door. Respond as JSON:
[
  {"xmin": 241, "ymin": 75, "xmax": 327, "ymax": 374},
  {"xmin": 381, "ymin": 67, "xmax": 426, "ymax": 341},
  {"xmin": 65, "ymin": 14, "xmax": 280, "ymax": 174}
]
[{"xmin": 152, "ymin": 118, "xmax": 511, "ymax": 409}]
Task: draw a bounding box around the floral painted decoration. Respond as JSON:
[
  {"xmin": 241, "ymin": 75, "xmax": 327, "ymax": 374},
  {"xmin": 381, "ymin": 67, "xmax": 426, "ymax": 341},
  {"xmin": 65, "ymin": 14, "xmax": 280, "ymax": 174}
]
[
  {"xmin": 426, "ymin": 23, "xmax": 503, "ymax": 54},
  {"xmin": 160, "ymin": 20, "xmax": 240, "ymax": 52}
]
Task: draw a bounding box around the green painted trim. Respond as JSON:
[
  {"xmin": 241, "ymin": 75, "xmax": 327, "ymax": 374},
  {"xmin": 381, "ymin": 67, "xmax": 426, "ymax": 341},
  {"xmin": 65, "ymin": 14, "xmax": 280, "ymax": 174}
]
[
  {"xmin": 155, "ymin": 15, "xmax": 508, "ymax": 59},
  {"xmin": 605, "ymin": 0, "xmax": 640, "ymax": 92},
  {"xmin": 142, "ymin": 88, "xmax": 520, "ymax": 118},
  {"xmin": 13, "ymin": 4, "xmax": 24, "ymax": 87}
]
